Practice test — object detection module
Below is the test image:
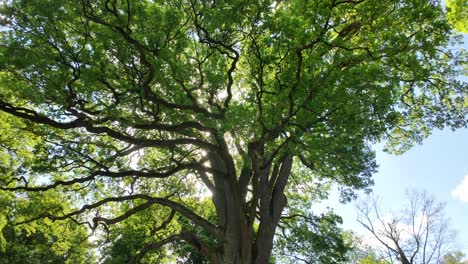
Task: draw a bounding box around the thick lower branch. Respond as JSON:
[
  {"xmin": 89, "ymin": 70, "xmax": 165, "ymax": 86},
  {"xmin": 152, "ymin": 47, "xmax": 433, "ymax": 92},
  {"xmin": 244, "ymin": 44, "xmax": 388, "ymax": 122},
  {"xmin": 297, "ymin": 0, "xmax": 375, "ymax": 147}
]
[
  {"xmin": 2, "ymin": 163, "xmax": 224, "ymax": 192},
  {"xmin": 16, "ymin": 194, "xmax": 221, "ymax": 239},
  {"xmin": 0, "ymin": 100, "xmax": 217, "ymax": 150}
]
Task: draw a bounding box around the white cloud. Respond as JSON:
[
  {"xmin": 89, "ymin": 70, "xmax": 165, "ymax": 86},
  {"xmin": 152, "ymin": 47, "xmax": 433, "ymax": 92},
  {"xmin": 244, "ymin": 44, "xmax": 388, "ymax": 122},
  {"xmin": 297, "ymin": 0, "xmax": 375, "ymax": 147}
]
[{"xmin": 451, "ymin": 174, "xmax": 468, "ymax": 203}]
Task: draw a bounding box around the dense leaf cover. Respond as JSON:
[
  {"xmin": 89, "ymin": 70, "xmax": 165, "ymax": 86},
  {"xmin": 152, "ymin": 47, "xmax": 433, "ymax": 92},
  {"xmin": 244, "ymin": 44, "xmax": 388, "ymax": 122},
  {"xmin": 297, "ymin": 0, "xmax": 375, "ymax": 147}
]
[{"xmin": 0, "ymin": 0, "xmax": 466, "ymax": 263}]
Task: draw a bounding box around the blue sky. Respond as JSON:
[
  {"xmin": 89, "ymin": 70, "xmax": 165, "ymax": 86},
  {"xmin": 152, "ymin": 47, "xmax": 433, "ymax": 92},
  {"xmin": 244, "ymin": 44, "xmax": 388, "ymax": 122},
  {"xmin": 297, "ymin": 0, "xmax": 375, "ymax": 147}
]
[
  {"xmin": 327, "ymin": 127, "xmax": 468, "ymax": 254},
  {"xmin": 324, "ymin": 29, "xmax": 468, "ymax": 257}
]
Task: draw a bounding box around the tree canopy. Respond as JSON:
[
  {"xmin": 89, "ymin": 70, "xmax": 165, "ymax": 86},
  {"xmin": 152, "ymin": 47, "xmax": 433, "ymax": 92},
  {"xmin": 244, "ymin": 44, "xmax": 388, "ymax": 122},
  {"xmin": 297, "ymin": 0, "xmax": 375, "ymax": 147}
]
[
  {"xmin": 446, "ymin": 0, "xmax": 467, "ymax": 33},
  {"xmin": 0, "ymin": 0, "xmax": 466, "ymax": 263}
]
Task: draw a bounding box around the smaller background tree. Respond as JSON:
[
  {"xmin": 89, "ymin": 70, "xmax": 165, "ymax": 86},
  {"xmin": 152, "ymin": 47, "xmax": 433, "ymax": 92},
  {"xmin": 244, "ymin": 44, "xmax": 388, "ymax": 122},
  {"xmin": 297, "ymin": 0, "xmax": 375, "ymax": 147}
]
[
  {"xmin": 343, "ymin": 231, "xmax": 394, "ymax": 264},
  {"xmin": 357, "ymin": 190, "xmax": 455, "ymax": 264}
]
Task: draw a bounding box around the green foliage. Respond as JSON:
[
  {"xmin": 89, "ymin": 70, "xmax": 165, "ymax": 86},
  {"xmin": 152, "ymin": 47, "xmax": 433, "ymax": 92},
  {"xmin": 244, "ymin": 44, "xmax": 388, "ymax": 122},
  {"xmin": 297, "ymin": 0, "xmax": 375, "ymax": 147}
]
[
  {"xmin": 0, "ymin": 218, "xmax": 95, "ymax": 264},
  {"xmin": 274, "ymin": 211, "xmax": 351, "ymax": 263},
  {"xmin": 0, "ymin": 0, "xmax": 466, "ymax": 262},
  {"xmin": 359, "ymin": 253, "xmax": 392, "ymax": 264},
  {"xmin": 334, "ymin": 231, "xmax": 394, "ymax": 264},
  {"xmin": 446, "ymin": 0, "xmax": 468, "ymax": 33},
  {"xmin": 0, "ymin": 112, "xmax": 95, "ymax": 263},
  {"xmin": 0, "ymin": 191, "xmax": 95, "ymax": 264},
  {"xmin": 101, "ymin": 198, "xmax": 217, "ymax": 263},
  {"xmin": 443, "ymin": 251, "xmax": 468, "ymax": 264}
]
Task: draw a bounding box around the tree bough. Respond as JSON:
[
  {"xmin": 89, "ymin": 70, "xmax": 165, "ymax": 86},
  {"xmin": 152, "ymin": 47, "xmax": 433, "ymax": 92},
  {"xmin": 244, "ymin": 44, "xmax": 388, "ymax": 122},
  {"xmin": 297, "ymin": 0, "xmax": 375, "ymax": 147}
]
[{"xmin": 0, "ymin": 0, "xmax": 465, "ymax": 263}]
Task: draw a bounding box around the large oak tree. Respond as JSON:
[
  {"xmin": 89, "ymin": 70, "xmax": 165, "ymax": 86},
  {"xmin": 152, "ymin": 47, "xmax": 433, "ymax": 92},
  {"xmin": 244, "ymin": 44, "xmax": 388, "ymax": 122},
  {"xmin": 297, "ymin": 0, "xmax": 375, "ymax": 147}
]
[{"xmin": 0, "ymin": 0, "xmax": 466, "ymax": 263}]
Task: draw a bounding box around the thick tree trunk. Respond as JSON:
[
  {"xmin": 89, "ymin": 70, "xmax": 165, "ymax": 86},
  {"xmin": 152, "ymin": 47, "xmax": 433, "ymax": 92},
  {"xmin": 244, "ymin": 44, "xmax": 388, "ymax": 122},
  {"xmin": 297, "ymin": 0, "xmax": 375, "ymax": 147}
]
[
  {"xmin": 255, "ymin": 155, "xmax": 293, "ymax": 263},
  {"xmin": 208, "ymin": 146, "xmax": 293, "ymax": 264},
  {"xmin": 221, "ymin": 186, "xmax": 252, "ymax": 263},
  {"xmin": 254, "ymin": 219, "xmax": 276, "ymax": 263},
  {"xmin": 208, "ymin": 152, "xmax": 254, "ymax": 264}
]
